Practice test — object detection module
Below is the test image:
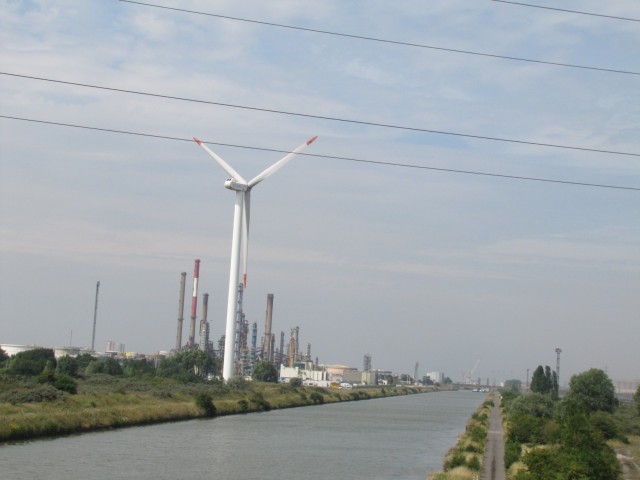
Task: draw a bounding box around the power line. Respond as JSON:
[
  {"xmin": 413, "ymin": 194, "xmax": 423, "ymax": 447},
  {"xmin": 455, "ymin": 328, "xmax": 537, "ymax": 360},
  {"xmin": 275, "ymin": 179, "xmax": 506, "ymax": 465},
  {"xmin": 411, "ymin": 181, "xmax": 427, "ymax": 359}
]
[
  {"xmin": 491, "ymin": 1, "xmax": 640, "ymax": 23},
  {"xmin": 118, "ymin": 0, "xmax": 639, "ymax": 76},
  {"xmin": 2, "ymin": 72, "xmax": 638, "ymax": 158},
  {"xmin": 2, "ymin": 115, "xmax": 638, "ymax": 192}
]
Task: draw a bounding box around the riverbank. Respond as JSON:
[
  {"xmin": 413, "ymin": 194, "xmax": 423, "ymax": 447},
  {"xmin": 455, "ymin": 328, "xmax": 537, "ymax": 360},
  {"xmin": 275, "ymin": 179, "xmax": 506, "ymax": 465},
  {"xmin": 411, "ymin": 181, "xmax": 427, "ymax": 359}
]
[
  {"xmin": 0, "ymin": 374, "xmax": 439, "ymax": 442},
  {"xmin": 428, "ymin": 392, "xmax": 494, "ymax": 480}
]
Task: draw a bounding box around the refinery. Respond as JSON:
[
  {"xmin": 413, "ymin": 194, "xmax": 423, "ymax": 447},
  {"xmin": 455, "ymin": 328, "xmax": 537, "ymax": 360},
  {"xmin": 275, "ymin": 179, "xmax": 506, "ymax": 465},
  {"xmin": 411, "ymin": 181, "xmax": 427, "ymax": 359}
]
[{"xmin": 1, "ymin": 258, "xmax": 448, "ymax": 387}]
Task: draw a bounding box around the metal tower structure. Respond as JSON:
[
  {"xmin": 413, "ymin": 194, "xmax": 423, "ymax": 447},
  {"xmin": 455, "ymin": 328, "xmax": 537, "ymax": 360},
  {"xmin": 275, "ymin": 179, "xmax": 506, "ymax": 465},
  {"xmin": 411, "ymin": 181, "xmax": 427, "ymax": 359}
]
[
  {"xmin": 363, "ymin": 353, "xmax": 372, "ymax": 372},
  {"xmin": 555, "ymin": 347, "xmax": 562, "ymax": 387},
  {"xmin": 250, "ymin": 322, "xmax": 257, "ymax": 370}
]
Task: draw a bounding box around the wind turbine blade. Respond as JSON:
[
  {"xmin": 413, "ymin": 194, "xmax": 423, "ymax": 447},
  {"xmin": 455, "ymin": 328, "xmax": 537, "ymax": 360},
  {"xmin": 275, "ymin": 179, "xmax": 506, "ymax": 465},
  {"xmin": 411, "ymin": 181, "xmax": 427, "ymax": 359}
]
[
  {"xmin": 242, "ymin": 190, "xmax": 251, "ymax": 288},
  {"xmin": 194, "ymin": 137, "xmax": 247, "ymax": 184},
  {"xmin": 248, "ymin": 135, "xmax": 317, "ymax": 187}
]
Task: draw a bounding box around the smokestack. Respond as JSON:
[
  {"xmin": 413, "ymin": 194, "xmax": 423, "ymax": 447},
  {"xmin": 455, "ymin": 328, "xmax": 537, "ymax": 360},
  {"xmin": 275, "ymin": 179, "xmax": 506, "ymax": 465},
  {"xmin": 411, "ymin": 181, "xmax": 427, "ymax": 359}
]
[
  {"xmin": 199, "ymin": 293, "xmax": 210, "ymax": 351},
  {"xmin": 264, "ymin": 294, "xmax": 274, "ymax": 362},
  {"xmin": 188, "ymin": 259, "xmax": 200, "ymax": 347},
  {"xmin": 176, "ymin": 272, "xmax": 186, "ymax": 349},
  {"xmin": 91, "ymin": 281, "xmax": 100, "ymax": 351}
]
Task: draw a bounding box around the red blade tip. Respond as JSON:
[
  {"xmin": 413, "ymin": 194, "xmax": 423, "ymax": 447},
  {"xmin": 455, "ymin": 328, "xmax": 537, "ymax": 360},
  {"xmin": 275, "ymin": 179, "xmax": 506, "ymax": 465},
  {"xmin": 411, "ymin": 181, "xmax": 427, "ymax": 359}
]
[
  {"xmin": 307, "ymin": 135, "xmax": 318, "ymax": 145},
  {"xmin": 193, "ymin": 137, "xmax": 202, "ymax": 145}
]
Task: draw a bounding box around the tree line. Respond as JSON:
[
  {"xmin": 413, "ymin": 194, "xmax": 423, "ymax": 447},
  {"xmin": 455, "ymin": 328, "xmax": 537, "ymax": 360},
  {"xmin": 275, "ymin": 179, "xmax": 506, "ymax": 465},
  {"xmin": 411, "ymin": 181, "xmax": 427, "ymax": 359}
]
[
  {"xmin": 502, "ymin": 365, "xmax": 640, "ymax": 479},
  {"xmin": 0, "ymin": 347, "xmax": 281, "ymax": 394}
]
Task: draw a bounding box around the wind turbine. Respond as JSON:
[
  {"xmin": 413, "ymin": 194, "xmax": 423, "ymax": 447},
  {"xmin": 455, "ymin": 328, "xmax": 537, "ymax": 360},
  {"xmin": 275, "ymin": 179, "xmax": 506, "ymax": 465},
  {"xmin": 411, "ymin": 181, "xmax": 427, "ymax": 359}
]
[{"xmin": 194, "ymin": 135, "xmax": 318, "ymax": 380}]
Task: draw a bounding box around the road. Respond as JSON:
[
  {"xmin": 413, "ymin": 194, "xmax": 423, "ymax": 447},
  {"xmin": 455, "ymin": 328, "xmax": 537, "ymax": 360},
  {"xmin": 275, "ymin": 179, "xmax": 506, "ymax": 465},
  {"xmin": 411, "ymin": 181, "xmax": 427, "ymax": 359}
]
[{"xmin": 482, "ymin": 392, "xmax": 506, "ymax": 480}]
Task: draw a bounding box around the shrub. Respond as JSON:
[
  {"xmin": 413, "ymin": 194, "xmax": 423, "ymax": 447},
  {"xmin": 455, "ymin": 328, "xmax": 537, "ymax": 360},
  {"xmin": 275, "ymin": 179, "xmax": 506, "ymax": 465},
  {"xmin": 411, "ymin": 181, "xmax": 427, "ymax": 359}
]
[
  {"xmin": 7, "ymin": 348, "xmax": 56, "ymax": 376},
  {"xmin": 590, "ymin": 411, "xmax": 622, "ymax": 441},
  {"xmin": 444, "ymin": 450, "xmax": 466, "ymax": 470},
  {"xmin": 504, "ymin": 439, "xmax": 521, "ymax": 468},
  {"xmin": 467, "ymin": 455, "xmax": 481, "ymax": 471},
  {"xmin": 237, "ymin": 399, "xmax": 249, "ymax": 412},
  {"xmin": 195, "ymin": 392, "xmax": 216, "ymax": 417},
  {"xmin": 289, "ymin": 377, "xmax": 302, "ymax": 387},
  {"xmin": 53, "ymin": 374, "xmax": 78, "ymax": 394},
  {"xmin": 310, "ymin": 392, "xmax": 324, "ymax": 404},
  {"xmin": 249, "ymin": 393, "xmax": 271, "ymax": 411},
  {"xmin": 0, "ymin": 384, "xmax": 62, "ymax": 404},
  {"xmin": 227, "ymin": 376, "xmax": 248, "ymax": 391}
]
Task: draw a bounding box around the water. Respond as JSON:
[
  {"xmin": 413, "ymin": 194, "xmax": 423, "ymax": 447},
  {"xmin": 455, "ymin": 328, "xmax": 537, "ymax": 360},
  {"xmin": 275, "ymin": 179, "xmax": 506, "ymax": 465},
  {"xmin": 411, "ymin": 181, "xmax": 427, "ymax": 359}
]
[{"xmin": 0, "ymin": 390, "xmax": 483, "ymax": 480}]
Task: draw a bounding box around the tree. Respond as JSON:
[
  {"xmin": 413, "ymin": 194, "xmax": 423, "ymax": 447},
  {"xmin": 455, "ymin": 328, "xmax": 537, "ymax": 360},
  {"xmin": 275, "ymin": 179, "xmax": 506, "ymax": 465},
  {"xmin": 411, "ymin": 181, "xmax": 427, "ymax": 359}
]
[
  {"xmin": 566, "ymin": 368, "xmax": 617, "ymax": 413},
  {"xmin": 6, "ymin": 348, "xmax": 56, "ymax": 376},
  {"xmin": 56, "ymin": 355, "xmax": 79, "ymax": 377},
  {"xmin": 75, "ymin": 353, "xmax": 95, "ymax": 373},
  {"xmin": 86, "ymin": 357, "xmax": 123, "ymax": 376},
  {"xmin": 504, "ymin": 379, "xmax": 522, "ymax": 393},
  {"xmin": 122, "ymin": 358, "xmax": 155, "ymax": 377},
  {"xmin": 157, "ymin": 349, "xmax": 214, "ymax": 381},
  {"xmin": 251, "ymin": 361, "xmax": 278, "ymax": 382},
  {"xmin": 0, "ymin": 347, "xmax": 8, "ymax": 367},
  {"xmin": 551, "ymin": 370, "xmax": 559, "ymax": 400},
  {"xmin": 509, "ymin": 392, "xmax": 555, "ymax": 418},
  {"xmin": 530, "ymin": 365, "xmax": 557, "ymax": 396},
  {"xmin": 635, "ymin": 385, "xmax": 640, "ymax": 415},
  {"xmin": 530, "ymin": 366, "xmax": 548, "ymax": 394}
]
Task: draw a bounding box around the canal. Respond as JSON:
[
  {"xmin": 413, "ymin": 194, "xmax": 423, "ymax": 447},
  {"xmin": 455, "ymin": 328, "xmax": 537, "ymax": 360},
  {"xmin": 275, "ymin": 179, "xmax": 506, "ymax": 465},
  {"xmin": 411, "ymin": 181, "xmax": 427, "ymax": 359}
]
[{"xmin": 0, "ymin": 390, "xmax": 484, "ymax": 479}]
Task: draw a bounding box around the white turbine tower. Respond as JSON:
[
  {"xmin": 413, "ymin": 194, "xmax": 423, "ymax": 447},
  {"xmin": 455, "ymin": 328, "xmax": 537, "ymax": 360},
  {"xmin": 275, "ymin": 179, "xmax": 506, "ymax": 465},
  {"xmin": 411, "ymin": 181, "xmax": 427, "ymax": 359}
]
[{"xmin": 194, "ymin": 135, "xmax": 318, "ymax": 381}]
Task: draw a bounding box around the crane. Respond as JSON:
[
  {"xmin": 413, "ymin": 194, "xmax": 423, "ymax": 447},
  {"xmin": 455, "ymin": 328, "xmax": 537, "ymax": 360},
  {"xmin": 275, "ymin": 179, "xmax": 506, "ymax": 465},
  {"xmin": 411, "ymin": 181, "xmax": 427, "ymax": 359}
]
[{"xmin": 464, "ymin": 359, "xmax": 481, "ymax": 384}]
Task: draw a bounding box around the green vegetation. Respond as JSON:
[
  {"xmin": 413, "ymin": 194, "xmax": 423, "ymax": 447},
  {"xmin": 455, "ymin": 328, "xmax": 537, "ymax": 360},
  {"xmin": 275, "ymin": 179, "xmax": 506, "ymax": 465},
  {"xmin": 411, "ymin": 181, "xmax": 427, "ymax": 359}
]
[
  {"xmin": 251, "ymin": 361, "xmax": 278, "ymax": 382},
  {"xmin": 429, "ymin": 396, "xmax": 493, "ymax": 479},
  {"xmin": 530, "ymin": 365, "xmax": 558, "ymax": 399},
  {"xmin": 502, "ymin": 367, "xmax": 635, "ymax": 479},
  {"xmin": 565, "ymin": 368, "xmax": 617, "ymax": 414},
  {"xmin": 0, "ymin": 348, "xmax": 440, "ymax": 442}
]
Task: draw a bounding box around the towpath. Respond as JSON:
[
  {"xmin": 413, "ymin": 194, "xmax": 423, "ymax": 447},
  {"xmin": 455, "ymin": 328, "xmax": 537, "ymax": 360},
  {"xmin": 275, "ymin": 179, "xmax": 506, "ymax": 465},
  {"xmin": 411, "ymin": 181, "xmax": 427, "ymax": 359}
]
[{"xmin": 482, "ymin": 392, "xmax": 506, "ymax": 480}]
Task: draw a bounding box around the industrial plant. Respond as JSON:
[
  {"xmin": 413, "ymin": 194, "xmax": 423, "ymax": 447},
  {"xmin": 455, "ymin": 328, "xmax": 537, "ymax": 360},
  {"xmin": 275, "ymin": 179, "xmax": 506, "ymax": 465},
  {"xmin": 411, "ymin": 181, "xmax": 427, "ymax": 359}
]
[
  {"xmin": 169, "ymin": 259, "xmax": 381, "ymax": 386},
  {"xmin": 1, "ymin": 258, "xmax": 430, "ymax": 386}
]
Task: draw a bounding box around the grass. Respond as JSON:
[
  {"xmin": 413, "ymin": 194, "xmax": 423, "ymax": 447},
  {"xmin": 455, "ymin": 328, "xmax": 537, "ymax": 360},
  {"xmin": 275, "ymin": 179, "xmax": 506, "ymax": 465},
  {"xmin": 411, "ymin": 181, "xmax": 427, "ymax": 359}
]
[{"xmin": 0, "ymin": 375, "xmax": 438, "ymax": 442}]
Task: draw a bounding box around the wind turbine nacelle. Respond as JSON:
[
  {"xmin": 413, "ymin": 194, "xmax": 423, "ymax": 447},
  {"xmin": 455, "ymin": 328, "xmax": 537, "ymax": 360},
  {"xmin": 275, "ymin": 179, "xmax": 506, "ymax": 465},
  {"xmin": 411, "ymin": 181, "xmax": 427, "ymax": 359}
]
[{"xmin": 224, "ymin": 178, "xmax": 248, "ymax": 191}]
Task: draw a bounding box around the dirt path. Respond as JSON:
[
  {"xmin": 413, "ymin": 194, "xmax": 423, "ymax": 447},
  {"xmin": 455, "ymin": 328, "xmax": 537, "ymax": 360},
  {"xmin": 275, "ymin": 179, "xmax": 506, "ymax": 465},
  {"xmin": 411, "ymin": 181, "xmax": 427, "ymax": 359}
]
[{"xmin": 482, "ymin": 392, "xmax": 506, "ymax": 480}]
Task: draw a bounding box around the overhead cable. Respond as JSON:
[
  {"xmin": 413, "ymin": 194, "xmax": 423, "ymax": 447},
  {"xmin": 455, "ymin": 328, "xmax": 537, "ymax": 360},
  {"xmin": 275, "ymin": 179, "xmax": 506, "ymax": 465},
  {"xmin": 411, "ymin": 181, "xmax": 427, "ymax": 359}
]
[
  {"xmin": 118, "ymin": 0, "xmax": 639, "ymax": 76},
  {"xmin": 2, "ymin": 115, "xmax": 638, "ymax": 192},
  {"xmin": 491, "ymin": 1, "xmax": 640, "ymax": 23},
  {"xmin": 2, "ymin": 72, "xmax": 638, "ymax": 158}
]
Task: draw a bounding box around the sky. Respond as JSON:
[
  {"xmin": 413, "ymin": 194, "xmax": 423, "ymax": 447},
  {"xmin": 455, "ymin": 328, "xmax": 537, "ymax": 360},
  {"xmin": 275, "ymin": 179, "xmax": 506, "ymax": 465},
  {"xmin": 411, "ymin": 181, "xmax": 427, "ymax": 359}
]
[{"xmin": 1, "ymin": 0, "xmax": 639, "ymax": 385}]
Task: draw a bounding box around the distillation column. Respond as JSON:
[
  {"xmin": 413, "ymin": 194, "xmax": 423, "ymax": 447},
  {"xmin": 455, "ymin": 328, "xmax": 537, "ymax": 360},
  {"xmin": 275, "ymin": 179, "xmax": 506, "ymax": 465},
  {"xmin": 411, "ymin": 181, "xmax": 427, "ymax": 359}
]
[
  {"xmin": 199, "ymin": 293, "xmax": 210, "ymax": 351},
  {"xmin": 264, "ymin": 294, "xmax": 274, "ymax": 363},
  {"xmin": 188, "ymin": 259, "xmax": 200, "ymax": 347},
  {"xmin": 175, "ymin": 272, "xmax": 186, "ymax": 350}
]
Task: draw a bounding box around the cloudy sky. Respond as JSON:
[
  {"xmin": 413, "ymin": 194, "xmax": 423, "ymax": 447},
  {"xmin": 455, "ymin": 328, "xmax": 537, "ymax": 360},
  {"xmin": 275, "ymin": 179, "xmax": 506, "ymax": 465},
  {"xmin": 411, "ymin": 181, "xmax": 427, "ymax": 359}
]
[{"xmin": 1, "ymin": 0, "xmax": 638, "ymax": 384}]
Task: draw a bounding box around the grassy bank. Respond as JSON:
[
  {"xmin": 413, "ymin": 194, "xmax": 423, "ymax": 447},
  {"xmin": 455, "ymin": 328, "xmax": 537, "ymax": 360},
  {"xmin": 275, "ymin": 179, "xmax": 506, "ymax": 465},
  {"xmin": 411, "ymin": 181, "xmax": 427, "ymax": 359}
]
[
  {"xmin": 0, "ymin": 374, "xmax": 437, "ymax": 442},
  {"xmin": 428, "ymin": 394, "xmax": 493, "ymax": 480}
]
